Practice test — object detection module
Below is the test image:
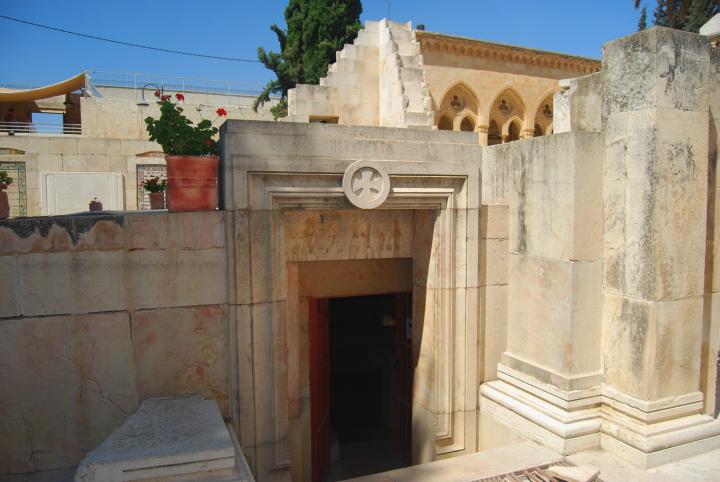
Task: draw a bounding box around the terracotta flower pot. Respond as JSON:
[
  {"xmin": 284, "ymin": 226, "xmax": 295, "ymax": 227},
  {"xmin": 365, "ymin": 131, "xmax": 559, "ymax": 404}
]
[
  {"xmin": 165, "ymin": 155, "xmax": 219, "ymax": 212},
  {"xmin": 0, "ymin": 191, "xmax": 9, "ymax": 219},
  {"xmin": 149, "ymin": 192, "xmax": 166, "ymax": 210}
]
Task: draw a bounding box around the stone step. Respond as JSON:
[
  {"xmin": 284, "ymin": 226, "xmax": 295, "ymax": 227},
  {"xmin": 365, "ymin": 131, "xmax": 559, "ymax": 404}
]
[
  {"xmin": 334, "ymin": 58, "xmax": 369, "ymax": 75},
  {"xmin": 362, "ymin": 21, "xmax": 381, "ymax": 33},
  {"xmin": 354, "ymin": 30, "xmax": 379, "ymax": 47},
  {"xmin": 75, "ymin": 395, "xmax": 239, "ymax": 482},
  {"xmin": 346, "ymin": 442, "xmax": 561, "ymax": 482},
  {"xmin": 400, "ymin": 67, "xmax": 424, "ymax": 83},
  {"xmin": 339, "ymin": 44, "xmax": 377, "ymax": 61},
  {"xmin": 400, "ymin": 55, "xmax": 422, "ymax": 68}
]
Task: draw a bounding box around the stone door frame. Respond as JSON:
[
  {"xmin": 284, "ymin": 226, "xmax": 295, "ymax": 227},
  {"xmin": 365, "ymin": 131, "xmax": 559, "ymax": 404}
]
[{"xmin": 222, "ymin": 124, "xmax": 481, "ymax": 481}]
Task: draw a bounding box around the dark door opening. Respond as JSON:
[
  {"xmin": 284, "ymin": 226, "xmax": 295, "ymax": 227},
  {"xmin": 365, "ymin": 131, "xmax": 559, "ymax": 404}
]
[{"xmin": 310, "ymin": 293, "xmax": 412, "ymax": 482}]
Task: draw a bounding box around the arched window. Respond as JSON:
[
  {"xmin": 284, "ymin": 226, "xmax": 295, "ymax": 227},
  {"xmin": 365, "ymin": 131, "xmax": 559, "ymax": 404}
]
[
  {"xmin": 507, "ymin": 121, "xmax": 520, "ymax": 142},
  {"xmin": 438, "ymin": 116, "xmax": 452, "ymax": 131},
  {"xmin": 488, "ymin": 120, "xmax": 501, "ymax": 146},
  {"xmin": 460, "ymin": 117, "xmax": 474, "ymax": 132},
  {"xmin": 533, "ymin": 95, "xmax": 555, "ymax": 138}
]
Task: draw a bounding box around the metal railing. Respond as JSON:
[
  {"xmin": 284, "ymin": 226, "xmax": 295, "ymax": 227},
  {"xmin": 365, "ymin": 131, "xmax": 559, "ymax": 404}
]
[
  {"xmin": 87, "ymin": 70, "xmax": 268, "ymax": 97},
  {"xmin": 0, "ymin": 122, "xmax": 82, "ymax": 135}
]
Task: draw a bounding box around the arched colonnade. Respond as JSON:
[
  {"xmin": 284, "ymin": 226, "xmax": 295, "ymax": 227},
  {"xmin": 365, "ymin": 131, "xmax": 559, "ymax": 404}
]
[{"xmin": 435, "ymin": 82, "xmax": 557, "ymax": 145}]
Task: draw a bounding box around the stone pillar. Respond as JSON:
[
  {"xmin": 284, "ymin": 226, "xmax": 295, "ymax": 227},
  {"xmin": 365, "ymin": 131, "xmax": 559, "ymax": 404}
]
[
  {"xmin": 601, "ymin": 27, "xmax": 720, "ymax": 467},
  {"xmin": 520, "ymin": 128, "xmax": 535, "ymax": 139},
  {"xmin": 477, "ymin": 125, "xmax": 489, "ymax": 146},
  {"xmin": 480, "ymin": 130, "xmax": 605, "ymax": 454}
]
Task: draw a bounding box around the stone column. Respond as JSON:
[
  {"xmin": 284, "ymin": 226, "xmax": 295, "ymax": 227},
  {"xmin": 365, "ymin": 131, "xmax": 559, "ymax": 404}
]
[
  {"xmin": 480, "ymin": 130, "xmax": 605, "ymax": 454},
  {"xmin": 477, "ymin": 125, "xmax": 489, "ymax": 146},
  {"xmin": 601, "ymin": 27, "xmax": 720, "ymax": 467},
  {"xmin": 520, "ymin": 127, "xmax": 535, "ymax": 139}
]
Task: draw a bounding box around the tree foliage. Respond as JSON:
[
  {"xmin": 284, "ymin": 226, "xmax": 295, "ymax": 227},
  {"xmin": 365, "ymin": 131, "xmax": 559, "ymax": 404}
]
[
  {"xmin": 255, "ymin": 0, "xmax": 363, "ymax": 119},
  {"xmin": 638, "ymin": 5, "xmax": 648, "ymax": 29},
  {"xmin": 635, "ymin": 0, "xmax": 718, "ymax": 32}
]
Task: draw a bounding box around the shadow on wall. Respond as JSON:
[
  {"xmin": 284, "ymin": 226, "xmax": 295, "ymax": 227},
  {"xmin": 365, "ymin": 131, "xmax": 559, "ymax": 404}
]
[
  {"xmin": 702, "ymin": 109, "xmax": 720, "ymax": 418},
  {"xmin": 410, "ymin": 209, "xmax": 435, "ymax": 464}
]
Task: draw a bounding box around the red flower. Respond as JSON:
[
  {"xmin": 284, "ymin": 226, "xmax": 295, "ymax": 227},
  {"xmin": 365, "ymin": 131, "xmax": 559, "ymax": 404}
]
[
  {"xmin": 175, "ymin": 93, "xmax": 185, "ymax": 101},
  {"xmin": 153, "ymin": 90, "xmax": 161, "ymax": 98},
  {"xmin": 216, "ymin": 108, "xmax": 227, "ymax": 117},
  {"xmin": 160, "ymin": 95, "xmax": 171, "ymax": 102},
  {"xmin": 206, "ymin": 139, "xmax": 213, "ymax": 146}
]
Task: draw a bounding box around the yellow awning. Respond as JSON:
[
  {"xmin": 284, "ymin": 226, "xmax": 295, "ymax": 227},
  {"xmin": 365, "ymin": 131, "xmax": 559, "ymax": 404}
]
[{"xmin": 0, "ymin": 72, "xmax": 86, "ymax": 102}]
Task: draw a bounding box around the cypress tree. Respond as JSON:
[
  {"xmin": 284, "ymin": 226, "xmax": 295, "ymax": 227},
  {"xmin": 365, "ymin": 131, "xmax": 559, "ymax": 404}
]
[
  {"xmin": 254, "ymin": 0, "xmax": 363, "ymax": 119},
  {"xmin": 638, "ymin": 0, "xmax": 716, "ymax": 31},
  {"xmin": 685, "ymin": 0, "xmax": 719, "ymax": 32},
  {"xmin": 638, "ymin": 5, "xmax": 649, "ymax": 29},
  {"xmin": 653, "ymin": 0, "xmax": 669, "ymax": 26}
]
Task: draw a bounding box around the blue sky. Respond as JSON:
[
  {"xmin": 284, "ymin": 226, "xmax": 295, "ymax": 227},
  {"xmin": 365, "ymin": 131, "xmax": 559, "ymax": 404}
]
[{"xmin": 0, "ymin": 0, "xmax": 640, "ymax": 90}]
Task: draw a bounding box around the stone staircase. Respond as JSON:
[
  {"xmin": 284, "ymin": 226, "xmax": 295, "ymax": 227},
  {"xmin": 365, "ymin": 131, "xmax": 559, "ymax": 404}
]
[{"xmin": 287, "ymin": 19, "xmax": 435, "ymax": 129}]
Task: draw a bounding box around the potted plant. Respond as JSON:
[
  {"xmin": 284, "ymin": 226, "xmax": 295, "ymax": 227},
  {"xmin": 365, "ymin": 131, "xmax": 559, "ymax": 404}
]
[
  {"xmin": 142, "ymin": 176, "xmax": 167, "ymax": 209},
  {"xmin": 0, "ymin": 171, "xmax": 13, "ymax": 219},
  {"xmin": 144, "ymin": 92, "xmax": 227, "ymax": 211}
]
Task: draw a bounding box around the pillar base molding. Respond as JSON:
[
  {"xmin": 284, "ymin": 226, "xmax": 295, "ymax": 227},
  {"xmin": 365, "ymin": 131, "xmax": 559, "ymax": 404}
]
[
  {"xmin": 602, "ymin": 386, "xmax": 704, "ymax": 423},
  {"xmin": 480, "ymin": 378, "xmax": 720, "ymax": 467},
  {"xmin": 480, "ymin": 380, "xmax": 602, "ymax": 454},
  {"xmin": 600, "ymin": 407, "xmax": 720, "ymax": 468}
]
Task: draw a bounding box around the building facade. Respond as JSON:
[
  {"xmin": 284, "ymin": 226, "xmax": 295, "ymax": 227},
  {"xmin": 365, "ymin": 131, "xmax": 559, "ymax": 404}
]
[{"xmin": 1, "ymin": 18, "xmax": 720, "ymax": 482}]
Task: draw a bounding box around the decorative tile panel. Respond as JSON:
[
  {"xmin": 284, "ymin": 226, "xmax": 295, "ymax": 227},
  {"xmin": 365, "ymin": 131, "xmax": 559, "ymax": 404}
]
[
  {"xmin": 136, "ymin": 164, "xmax": 167, "ymax": 210},
  {"xmin": 0, "ymin": 161, "xmax": 27, "ymax": 217}
]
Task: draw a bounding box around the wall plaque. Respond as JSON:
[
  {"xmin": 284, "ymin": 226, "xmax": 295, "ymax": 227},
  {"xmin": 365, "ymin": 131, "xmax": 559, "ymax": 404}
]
[{"xmin": 41, "ymin": 172, "xmax": 124, "ymax": 215}]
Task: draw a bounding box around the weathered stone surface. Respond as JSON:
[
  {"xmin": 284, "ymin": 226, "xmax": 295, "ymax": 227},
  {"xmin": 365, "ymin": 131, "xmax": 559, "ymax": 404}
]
[
  {"xmin": 604, "ymin": 108, "xmax": 708, "ymax": 301},
  {"xmin": 480, "ymin": 238, "xmax": 508, "ymax": 286},
  {"xmin": 507, "ymin": 254, "xmax": 602, "ymax": 381},
  {"xmin": 297, "ymin": 258, "xmax": 412, "ymax": 298},
  {"xmin": 284, "ymin": 209, "xmax": 413, "ymax": 262},
  {"xmin": 0, "ymin": 215, "xmax": 125, "ymax": 255},
  {"xmin": 0, "ymin": 312, "xmax": 137, "ymax": 474},
  {"xmin": 505, "ymin": 132, "xmax": 603, "ymax": 262},
  {"xmin": 554, "ymin": 72, "xmax": 603, "ymax": 133},
  {"xmin": 16, "ymin": 247, "xmax": 226, "ymax": 316},
  {"xmin": 481, "ymin": 284, "xmax": 508, "ymax": 382},
  {"xmin": 0, "ymin": 256, "xmax": 19, "ymax": 318},
  {"xmin": 603, "ymin": 294, "xmax": 703, "ymax": 401},
  {"xmin": 131, "ymin": 305, "xmax": 229, "ymax": 417},
  {"xmin": 603, "ymin": 27, "xmax": 710, "ymax": 117},
  {"xmin": 480, "ymin": 204, "xmax": 509, "ymax": 241},
  {"xmin": 74, "ymin": 395, "xmax": 235, "ymax": 482}
]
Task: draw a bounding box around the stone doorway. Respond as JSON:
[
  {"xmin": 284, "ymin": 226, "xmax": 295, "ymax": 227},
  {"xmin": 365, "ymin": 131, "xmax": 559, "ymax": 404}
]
[
  {"xmin": 311, "ymin": 293, "xmax": 412, "ymax": 482},
  {"xmin": 223, "ymin": 122, "xmax": 480, "ymax": 482}
]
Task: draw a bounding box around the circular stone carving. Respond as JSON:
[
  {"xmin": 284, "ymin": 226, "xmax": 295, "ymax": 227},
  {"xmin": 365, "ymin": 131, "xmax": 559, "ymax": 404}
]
[{"xmin": 342, "ymin": 161, "xmax": 390, "ymax": 209}]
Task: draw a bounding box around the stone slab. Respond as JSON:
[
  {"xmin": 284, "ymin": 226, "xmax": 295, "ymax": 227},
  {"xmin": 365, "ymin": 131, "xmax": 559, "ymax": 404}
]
[
  {"xmin": 74, "ymin": 395, "xmax": 235, "ymax": 481},
  {"xmin": 344, "ymin": 441, "xmax": 560, "ymax": 482}
]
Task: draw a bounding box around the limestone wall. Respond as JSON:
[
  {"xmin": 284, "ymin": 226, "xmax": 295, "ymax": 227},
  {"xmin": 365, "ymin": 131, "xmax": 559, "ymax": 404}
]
[
  {"xmin": 80, "ymin": 94, "xmax": 273, "ymax": 140},
  {"xmin": 0, "ymin": 211, "xmax": 229, "ymax": 474},
  {"xmin": 0, "ymin": 135, "xmax": 159, "ymax": 216}
]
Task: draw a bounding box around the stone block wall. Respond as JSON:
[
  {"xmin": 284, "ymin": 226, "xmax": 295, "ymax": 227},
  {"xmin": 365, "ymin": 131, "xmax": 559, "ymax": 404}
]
[{"xmin": 0, "ymin": 211, "xmax": 229, "ymax": 475}]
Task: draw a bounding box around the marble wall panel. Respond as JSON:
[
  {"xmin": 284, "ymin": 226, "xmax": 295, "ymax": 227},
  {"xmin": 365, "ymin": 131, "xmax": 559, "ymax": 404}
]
[
  {"xmin": 0, "ymin": 312, "xmax": 138, "ymax": 473},
  {"xmin": 131, "ymin": 305, "xmax": 229, "ymax": 417}
]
